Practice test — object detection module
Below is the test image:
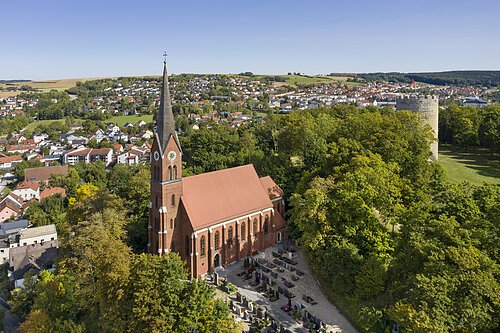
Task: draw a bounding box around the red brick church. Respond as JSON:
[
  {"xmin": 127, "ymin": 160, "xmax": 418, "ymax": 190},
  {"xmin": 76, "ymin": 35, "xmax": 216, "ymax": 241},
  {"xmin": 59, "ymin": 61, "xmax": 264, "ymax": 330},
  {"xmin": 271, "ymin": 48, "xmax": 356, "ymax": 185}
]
[{"xmin": 149, "ymin": 62, "xmax": 287, "ymax": 277}]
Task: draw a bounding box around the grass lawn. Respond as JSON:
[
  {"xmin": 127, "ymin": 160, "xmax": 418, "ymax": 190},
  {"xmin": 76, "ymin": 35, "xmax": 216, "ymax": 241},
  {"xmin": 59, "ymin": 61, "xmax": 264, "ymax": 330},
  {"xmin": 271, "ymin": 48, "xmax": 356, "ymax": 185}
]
[
  {"xmin": 439, "ymin": 146, "xmax": 500, "ymax": 185},
  {"xmin": 23, "ymin": 119, "xmax": 67, "ymax": 132},
  {"xmin": 108, "ymin": 114, "xmax": 154, "ymax": 127}
]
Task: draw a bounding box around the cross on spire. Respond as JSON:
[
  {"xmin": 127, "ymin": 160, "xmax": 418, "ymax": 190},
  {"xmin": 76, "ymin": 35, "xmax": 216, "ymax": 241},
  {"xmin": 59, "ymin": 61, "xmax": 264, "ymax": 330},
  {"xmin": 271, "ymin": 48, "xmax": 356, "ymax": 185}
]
[{"xmin": 163, "ymin": 51, "xmax": 167, "ymax": 64}]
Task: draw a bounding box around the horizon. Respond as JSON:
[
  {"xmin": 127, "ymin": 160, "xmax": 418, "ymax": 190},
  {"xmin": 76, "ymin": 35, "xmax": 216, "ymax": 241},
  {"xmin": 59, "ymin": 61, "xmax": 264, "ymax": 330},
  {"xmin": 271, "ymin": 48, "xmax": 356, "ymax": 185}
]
[
  {"xmin": 1, "ymin": 0, "xmax": 499, "ymax": 80},
  {"xmin": 4, "ymin": 69, "xmax": 500, "ymax": 83}
]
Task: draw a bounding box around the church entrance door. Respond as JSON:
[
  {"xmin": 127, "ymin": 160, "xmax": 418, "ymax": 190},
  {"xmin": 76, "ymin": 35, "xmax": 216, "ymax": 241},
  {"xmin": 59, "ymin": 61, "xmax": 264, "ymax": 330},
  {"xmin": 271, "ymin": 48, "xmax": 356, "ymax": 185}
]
[{"xmin": 214, "ymin": 253, "xmax": 221, "ymax": 268}]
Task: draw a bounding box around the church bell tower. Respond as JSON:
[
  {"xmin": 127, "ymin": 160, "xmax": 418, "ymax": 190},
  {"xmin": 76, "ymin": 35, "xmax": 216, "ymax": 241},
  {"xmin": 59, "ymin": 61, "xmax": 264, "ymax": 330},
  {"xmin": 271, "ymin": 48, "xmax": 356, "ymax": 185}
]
[{"xmin": 149, "ymin": 60, "xmax": 183, "ymax": 255}]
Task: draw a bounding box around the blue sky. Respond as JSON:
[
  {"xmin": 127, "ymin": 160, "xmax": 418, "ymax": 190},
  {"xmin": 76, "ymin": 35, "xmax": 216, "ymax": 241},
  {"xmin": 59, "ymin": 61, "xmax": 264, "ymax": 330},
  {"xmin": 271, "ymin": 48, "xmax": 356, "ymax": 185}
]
[{"xmin": 1, "ymin": 0, "xmax": 499, "ymax": 79}]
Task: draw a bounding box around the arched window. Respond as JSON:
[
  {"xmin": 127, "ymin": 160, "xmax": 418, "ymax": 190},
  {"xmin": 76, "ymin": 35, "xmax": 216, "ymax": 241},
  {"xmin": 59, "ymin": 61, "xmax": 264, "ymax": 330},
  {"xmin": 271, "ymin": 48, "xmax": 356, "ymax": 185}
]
[
  {"xmin": 253, "ymin": 218, "xmax": 257, "ymax": 235},
  {"xmin": 241, "ymin": 222, "xmax": 246, "ymax": 241},
  {"xmin": 170, "ymin": 218, "xmax": 173, "ymax": 229},
  {"xmin": 200, "ymin": 236, "xmax": 206, "ymax": 256},
  {"xmin": 155, "ymin": 195, "xmax": 158, "ymax": 207},
  {"xmin": 185, "ymin": 235, "xmax": 190, "ymax": 255},
  {"xmin": 173, "ymin": 165, "xmax": 177, "ymax": 179},
  {"xmin": 264, "ymin": 216, "xmax": 269, "ymax": 234},
  {"xmin": 171, "ymin": 194, "xmax": 175, "ymax": 207},
  {"xmin": 214, "ymin": 231, "xmax": 220, "ymax": 250},
  {"xmin": 228, "ymin": 226, "xmax": 233, "ymax": 240},
  {"xmin": 168, "ymin": 166, "xmax": 172, "ymax": 180}
]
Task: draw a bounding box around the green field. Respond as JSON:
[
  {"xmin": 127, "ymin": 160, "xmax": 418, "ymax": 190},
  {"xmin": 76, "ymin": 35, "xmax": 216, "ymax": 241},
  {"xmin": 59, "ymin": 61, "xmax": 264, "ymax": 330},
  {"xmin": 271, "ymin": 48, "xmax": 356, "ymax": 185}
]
[
  {"xmin": 439, "ymin": 147, "xmax": 500, "ymax": 185},
  {"xmin": 108, "ymin": 114, "xmax": 154, "ymax": 127},
  {"xmin": 23, "ymin": 119, "xmax": 69, "ymax": 132},
  {"xmin": 23, "ymin": 114, "xmax": 153, "ymax": 132}
]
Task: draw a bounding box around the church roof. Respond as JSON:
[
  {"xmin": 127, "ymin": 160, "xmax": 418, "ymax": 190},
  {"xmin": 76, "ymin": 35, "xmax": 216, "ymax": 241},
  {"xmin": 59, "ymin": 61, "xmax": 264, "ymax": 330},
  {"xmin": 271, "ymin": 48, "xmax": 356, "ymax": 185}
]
[
  {"xmin": 181, "ymin": 164, "xmax": 273, "ymax": 231},
  {"xmin": 259, "ymin": 176, "xmax": 283, "ymax": 200}
]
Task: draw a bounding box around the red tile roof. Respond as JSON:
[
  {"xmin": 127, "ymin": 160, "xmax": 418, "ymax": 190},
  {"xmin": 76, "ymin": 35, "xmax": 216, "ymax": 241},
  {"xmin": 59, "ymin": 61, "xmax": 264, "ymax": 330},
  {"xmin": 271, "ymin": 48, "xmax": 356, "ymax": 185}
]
[
  {"xmin": 0, "ymin": 199, "xmax": 21, "ymax": 215},
  {"xmin": 67, "ymin": 148, "xmax": 92, "ymax": 156},
  {"xmin": 15, "ymin": 180, "xmax": 40, "ymax": 191},
  {"xmin": 259, "ymin": 176, "xmax": 284, "ymax": 200},
  {"xmin": 181, "ymin": 164, "xmax": 273, "ymax": 231},
  {"xmin": 40, "ymin": 187, "xmax": 66, "ymax": 200},
  {"xmin": 0, "ymin": 155, "xmax": 23, "ymax": 164},
  {"xmin": 24, "ymin": 165, "xmax": 68, "ymax": 182},
  {"xmin": 6, "ymin": 144, "xmax": 35, "ymax": 152},
  {"xmin": 90, "ymin": 148, "xmax": 112, "ymax": 156}
]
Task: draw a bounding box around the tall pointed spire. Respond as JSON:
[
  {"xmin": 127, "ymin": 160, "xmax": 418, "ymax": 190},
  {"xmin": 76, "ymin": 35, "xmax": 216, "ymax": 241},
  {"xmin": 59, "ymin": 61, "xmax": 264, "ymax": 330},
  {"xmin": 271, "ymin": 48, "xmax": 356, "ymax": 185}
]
[{"xmin": 157, "ymin": 60, "xmax": 176, "ymax": 152}]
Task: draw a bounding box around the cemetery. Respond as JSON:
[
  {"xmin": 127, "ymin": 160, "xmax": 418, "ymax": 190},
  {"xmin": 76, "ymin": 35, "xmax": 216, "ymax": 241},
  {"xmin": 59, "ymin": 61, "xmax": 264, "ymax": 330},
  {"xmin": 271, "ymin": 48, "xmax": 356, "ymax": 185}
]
[{"xmin": 209, "ymin": 244, "xmax": 358, "ymax": 333}]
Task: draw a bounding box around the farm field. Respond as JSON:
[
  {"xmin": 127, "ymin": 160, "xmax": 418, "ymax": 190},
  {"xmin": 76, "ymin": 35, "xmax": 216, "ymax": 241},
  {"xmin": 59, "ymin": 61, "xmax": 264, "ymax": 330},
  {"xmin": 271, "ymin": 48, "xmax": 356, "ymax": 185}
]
[
  {"xmin": 0, "ymin": 78, "xmax": 106, "ymax": 98},
  {"xmin": 248, "ymin": 74, "xmax": 358, "ymax": 87},
  {"xmin": 277, "ymin": 75, "xmax": 358, "ymax": 86},
  {"xmin": 439, "ymin": 147, "xmax": 500, "ymax": 185}
]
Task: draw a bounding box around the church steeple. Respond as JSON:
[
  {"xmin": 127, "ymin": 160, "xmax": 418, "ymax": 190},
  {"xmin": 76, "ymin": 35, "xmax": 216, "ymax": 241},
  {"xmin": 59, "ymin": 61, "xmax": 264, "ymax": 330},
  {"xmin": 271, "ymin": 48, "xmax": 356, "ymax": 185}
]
[{"xmin": 157, "ymin": 60, "xmax": 176, "ymax": 153}]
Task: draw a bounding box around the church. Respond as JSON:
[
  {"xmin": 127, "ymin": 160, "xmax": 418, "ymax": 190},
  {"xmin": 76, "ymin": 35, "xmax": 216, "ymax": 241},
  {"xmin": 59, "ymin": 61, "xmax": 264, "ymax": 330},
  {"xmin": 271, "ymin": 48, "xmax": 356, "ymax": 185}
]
[{"xmin": 149, "ymin": 61, "xmax": 287, "ymax": 277}]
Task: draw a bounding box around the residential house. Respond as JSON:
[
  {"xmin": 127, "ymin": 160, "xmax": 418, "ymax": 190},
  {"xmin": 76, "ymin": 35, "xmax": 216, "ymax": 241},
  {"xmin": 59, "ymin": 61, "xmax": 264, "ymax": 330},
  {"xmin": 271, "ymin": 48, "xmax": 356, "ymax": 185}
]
[
  {"xmin": 40, "ymin": 187, "xmax": 66, "ymax": 200},
  {"xmin": 63, "ymin": 148, "xmax": 92, "ymax": 165},
  {"xmin": 6, "ymin": 144, "xmax": 35, "ymax": 154},
  {"xmin": 24, "ymin": 165, "xmax": 68, "ymax": 183},
  {"xmin": 0, "ymin": 155, "xmax": 23, "ymax": 170},
  {"xmin": 12, "ymin": 180, "xmax": 40, "ymax": 201},
  {"xmin": 0, "ymin": 219, "xmax": 29, "ymax": 263},
  {"xmin": 64, "ymin": 135, "xmax": 89, "ymax": 147},
  {"xmin": 0, "ymin": 200, "xmax": 21, "ymax": 223},
  {"xmin": 89, "ymin": 148, "xmax": 113, "ymax": 166},
  {"xmin": 9, "ymin": 225, "xmax": 58, "ymax": 288},
  {"xmin": 116, "ymin": 152, "xmax": 139, "ymax": 165}
]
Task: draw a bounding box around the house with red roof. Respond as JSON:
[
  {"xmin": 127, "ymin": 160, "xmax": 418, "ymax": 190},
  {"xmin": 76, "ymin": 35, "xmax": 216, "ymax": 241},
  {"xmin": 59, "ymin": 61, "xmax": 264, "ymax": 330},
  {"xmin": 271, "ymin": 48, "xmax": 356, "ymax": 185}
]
[
  {"xmin": 0, "ymin": 155, "xmax": 23, "ymax": 170},
  {"xmin": 12, "ymin": 181, "xmax": 40, "ymax": 202},
  {"xmin": 24, "ymin": 165, "xmax": 68, "ymax": 183},
  {"xmin": 40, "ymin": 187, "xmax": 66, "ymax": 200},
  {"xmin": 0, "ymin": 193, "xmax": 24, "ymax": 223}
]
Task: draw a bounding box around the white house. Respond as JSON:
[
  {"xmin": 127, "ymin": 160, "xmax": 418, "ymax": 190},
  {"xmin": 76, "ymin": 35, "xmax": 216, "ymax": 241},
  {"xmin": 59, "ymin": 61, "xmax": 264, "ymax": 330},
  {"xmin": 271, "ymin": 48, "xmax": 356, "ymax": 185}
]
[
  {"xmin": 117, "ymin": 152, "xmax": 139, "ymax": 165},
  {"xmin": 0, "ymin": 155, "xmax": 23, "ymax": 170},
  {"xmin": 15, "ymin": 224, "xmax": 57, "ymax": 247},
  {"xmin": 12, "ymin": 181, "xmax": 40, "ymax": 201}
]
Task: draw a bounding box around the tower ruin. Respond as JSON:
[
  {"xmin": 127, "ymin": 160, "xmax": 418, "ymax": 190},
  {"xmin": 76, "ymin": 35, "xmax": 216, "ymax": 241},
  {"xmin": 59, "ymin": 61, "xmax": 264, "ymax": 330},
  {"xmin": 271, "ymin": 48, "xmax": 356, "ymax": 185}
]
[{"xmin": 396, "ymin": 95, "xmax": 439, "ymax": 160}]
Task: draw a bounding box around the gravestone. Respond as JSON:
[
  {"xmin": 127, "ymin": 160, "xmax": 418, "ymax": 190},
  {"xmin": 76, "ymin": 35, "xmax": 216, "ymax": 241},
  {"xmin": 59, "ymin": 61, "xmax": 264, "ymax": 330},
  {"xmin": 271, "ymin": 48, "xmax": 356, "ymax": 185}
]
[{"xmin": 248, "ymin": 301, "xmax": 254, "ymax": 312}]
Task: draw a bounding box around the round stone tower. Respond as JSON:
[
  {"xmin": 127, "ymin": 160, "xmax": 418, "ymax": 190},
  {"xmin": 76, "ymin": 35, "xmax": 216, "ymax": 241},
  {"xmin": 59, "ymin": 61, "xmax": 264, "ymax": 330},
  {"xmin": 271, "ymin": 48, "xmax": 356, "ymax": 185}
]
[{"xmin": 396, "ymin": 95, "xmax": 439, "ymax": 160}]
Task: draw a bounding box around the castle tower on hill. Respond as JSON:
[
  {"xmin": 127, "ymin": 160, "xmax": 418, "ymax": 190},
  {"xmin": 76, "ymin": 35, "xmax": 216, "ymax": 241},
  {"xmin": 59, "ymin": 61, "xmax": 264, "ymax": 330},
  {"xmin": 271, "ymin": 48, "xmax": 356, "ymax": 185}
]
[{"xmin": 396, "ymin": 95, "xmax": 439, "ymax": 160}]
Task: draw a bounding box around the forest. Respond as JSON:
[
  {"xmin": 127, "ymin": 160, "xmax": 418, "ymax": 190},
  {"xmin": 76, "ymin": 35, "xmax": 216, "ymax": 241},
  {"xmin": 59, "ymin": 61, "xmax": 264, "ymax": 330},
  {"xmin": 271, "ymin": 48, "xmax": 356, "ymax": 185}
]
[
  {"xmin": 11, "ymin": 105, "xmax": 500, "ymax": 332},
  {"xmin": 330, "ymin": 71, "xmax": 500, "ymax": 87}
]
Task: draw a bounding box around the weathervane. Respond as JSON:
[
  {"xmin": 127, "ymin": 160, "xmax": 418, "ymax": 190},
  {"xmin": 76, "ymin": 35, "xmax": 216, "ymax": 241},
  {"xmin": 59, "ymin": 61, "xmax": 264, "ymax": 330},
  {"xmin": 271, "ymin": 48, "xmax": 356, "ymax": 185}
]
[{"xmin": 163, "ymin": 51, "xmax": 167, "ymax": 63}]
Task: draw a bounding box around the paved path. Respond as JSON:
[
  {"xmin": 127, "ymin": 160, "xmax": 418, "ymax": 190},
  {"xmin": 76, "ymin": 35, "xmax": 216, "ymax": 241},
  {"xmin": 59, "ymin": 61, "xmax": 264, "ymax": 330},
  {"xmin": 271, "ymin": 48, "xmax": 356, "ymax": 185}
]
[{"xmin": 221, "ymin": 245, "xmax": 358, "ymax": 333}]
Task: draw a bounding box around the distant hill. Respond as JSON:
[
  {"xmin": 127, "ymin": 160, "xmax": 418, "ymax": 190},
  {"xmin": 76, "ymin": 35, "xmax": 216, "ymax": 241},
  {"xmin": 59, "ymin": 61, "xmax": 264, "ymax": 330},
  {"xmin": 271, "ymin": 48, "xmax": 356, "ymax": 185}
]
[
  {"xmin": 329, "ymin": 71, "xmax": 500, "ymax": 87},
  {"xmin": 0, "ymin": 80, "xmax": 31, "ymax": 84}
]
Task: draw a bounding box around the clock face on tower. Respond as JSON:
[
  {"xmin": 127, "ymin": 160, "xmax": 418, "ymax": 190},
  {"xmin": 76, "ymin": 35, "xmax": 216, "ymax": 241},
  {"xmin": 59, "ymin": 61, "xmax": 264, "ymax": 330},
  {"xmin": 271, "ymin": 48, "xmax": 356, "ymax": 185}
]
[
  {"xmin": 153, "ymin": 151, "xmax": 160, "ymax": 161},
  {"xmin": 167, "ymin": 151, "xmax": 177, "ymax": 161}
]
